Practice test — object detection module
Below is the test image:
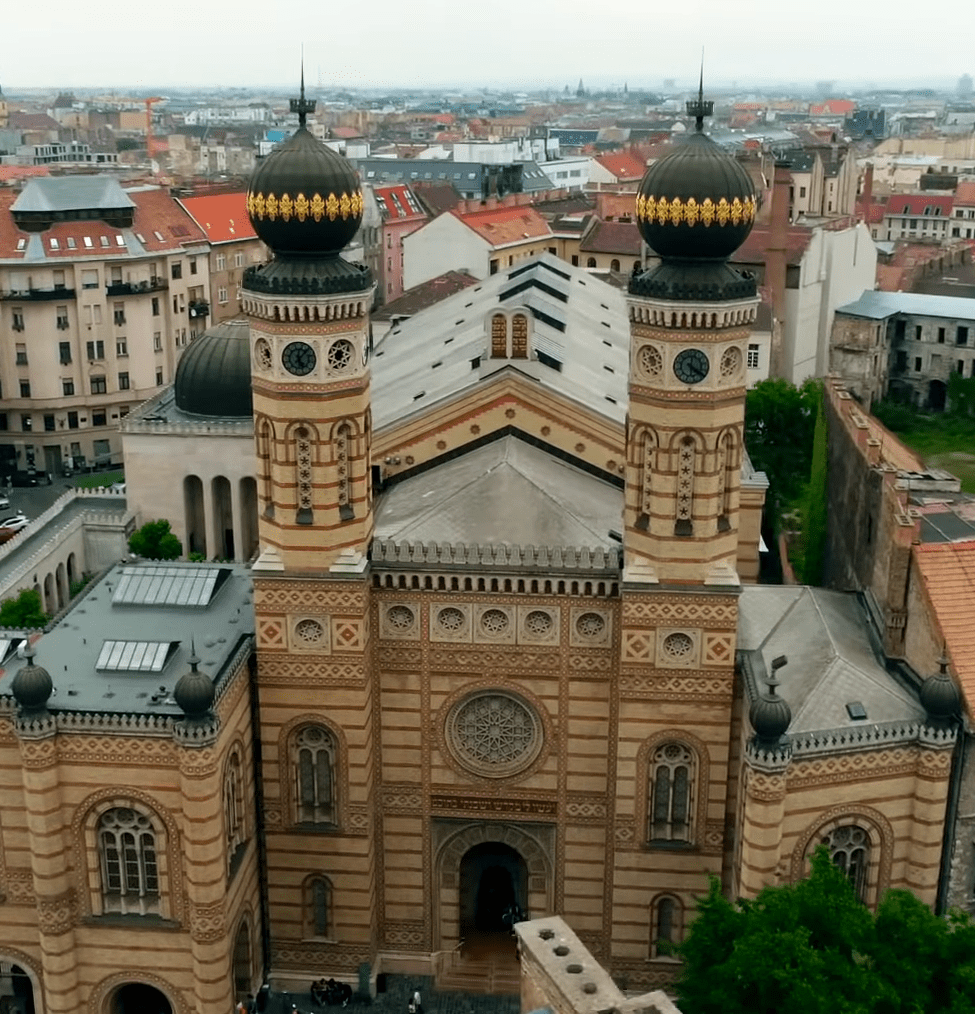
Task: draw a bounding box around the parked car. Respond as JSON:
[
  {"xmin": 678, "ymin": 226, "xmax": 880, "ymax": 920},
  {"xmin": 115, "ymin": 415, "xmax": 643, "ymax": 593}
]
[
  {"xmin": 0, "ymin": 493, "xmax": 10, "ymax": 510},
  {"xmin": 0, "ymin": 513, "xmax": 29, "ymax": 533}
]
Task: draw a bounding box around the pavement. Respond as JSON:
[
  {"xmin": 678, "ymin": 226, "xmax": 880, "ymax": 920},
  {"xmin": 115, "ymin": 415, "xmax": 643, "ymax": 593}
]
[
  {"xmin": 0, "ymin": 478, "xmax": 111, "ymax": 523},
  {"xmin": 260, "ymin": 974, "xmax": 520, "ymax": 1014}
]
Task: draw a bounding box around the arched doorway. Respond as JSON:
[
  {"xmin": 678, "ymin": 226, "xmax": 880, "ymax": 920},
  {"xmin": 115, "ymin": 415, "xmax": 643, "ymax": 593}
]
[
  {"xmin": 460, "ymin": 842, "xmax": 527, "ymax": 935},
  {"xmin": 110, "ymin": 983, "xmax": 172, "ymax": 1014},
  {"xmin": 233, "ymin": 920, "xmax": 252, "ymax": 1002},
  {"xmin": 0, "ymin": 962, "xmax": 37, "ymax": 1014},
  {"xmin": 929, "ymin": 379, "xmax": 947, "ymax": 411}
]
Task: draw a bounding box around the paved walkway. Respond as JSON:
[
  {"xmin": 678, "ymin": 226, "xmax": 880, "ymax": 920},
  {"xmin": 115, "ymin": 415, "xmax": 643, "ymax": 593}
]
[{"xmin": 264, "ymin": 974, "xmax": 520, "ymax": 1014}]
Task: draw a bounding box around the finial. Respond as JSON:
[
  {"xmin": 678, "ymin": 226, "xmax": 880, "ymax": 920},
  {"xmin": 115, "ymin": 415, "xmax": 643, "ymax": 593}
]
[
  {"xmin": 685, "ymin": 50, "xmax": 713, "ymax": 133},
  {"xmin": 189, "ymin": 638, "xmax": 200, "ymax": 672},
  {"xmin": 290, "ymin": 51, "xmax": 316, "ymax": 128}
]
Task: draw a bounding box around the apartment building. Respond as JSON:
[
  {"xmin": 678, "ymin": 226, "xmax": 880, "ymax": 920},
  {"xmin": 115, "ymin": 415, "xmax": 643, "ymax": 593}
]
[
  {"xmin": 0, "ymin": 175, "xmax": 209, "ymax": 478},
  {"xmin": 882, "ymin": 194, "xmax": 954, "ymax": 242}
]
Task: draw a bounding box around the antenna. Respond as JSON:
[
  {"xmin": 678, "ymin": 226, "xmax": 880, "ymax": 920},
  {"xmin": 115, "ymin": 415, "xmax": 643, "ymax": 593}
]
[{"xmin": 685, "ymin": 48, "xmax": 712, "ymax": 133}]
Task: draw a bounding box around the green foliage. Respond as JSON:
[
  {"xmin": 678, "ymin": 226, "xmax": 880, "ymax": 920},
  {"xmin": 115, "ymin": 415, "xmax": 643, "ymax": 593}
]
[
  {"xmin": 188, "ymin": 551, "xmax": 206, "ymax": 563},
  {"xmin": 0, "ymin": 588, "xmax": 48, "ymax": 628},
  {"xmin": 745, "ymin": 378, "xmax": 822, "ymax": 511},
  {"xmin": 68, "ymin": 575, "xmax": 91, "ymax": 598},
  {"xmin": 947, "ymin": 373, "xmax": 975, "ymax": 417},
  {"xmin": 73, "ymin": 469, "xmax": 124, "ymax": 490},
  {"xmin": 677, "ymin": 848, "xmax": 975, "ymax": 1014},
  {"xmin": 128, "ymin": 519, "xmax": 182, "ymax": 561},
  {"xmin": 794, "ymin": 391, "xmax": 828, "ymax": 585}
]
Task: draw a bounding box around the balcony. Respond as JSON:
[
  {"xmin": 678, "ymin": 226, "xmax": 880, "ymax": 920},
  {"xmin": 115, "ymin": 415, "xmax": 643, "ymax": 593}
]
[
  {"xmin": 188, "ymin": 300, "xmax": 210, "ymax": 319},
  {"xmin": 1, "ymin": 287, "xmax": 77, "ymax": 302},
  {"xmin": 105, "ymin": 278, "xmax": 168, "ymax": 296}
]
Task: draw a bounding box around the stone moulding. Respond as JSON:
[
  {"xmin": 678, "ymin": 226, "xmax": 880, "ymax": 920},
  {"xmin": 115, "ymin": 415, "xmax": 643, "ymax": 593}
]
[{"xmin": 370, "ymin": 538, "xmax": 621, "ymax": 573}]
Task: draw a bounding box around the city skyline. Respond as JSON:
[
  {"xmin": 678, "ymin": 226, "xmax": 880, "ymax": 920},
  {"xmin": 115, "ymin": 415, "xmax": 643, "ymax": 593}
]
[{"xmin": 4, "ymin": 0, "xmax": 973, "ymax": 93}]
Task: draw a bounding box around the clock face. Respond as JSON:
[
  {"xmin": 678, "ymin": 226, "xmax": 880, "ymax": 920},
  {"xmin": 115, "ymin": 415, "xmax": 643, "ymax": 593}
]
[
  {"xmin": 673, "ymin": 348, "xmax": 710, "ymax": 385},
  {"xmin": 281, "ymin": 341, "xmax": 316, "ymax": 377}
]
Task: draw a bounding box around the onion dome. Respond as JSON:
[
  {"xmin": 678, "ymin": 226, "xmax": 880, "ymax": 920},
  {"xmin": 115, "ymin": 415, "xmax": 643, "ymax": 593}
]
[
  {"xmin": 635, "ymin": 88, "xmax": 756, "ymax": 262},
  {"xmin": 245, "ymin": 77, "xmax": 362, "ymax": 258},
  {"xmin": 174, "ymin": 320, "xmax": 252, "ymax": 417},
  {"xmin": 173, "ymin": 651, "xmax": 215, "ymax": 722},
  {"xmin": 920, "ymin": 654, "xmax": 961, "ymax": 724},
  {"xmin": 750, "ymin": 658, "xmax": 791, "ymax": 744},
  {"xmin": 11, "ymin": 641, "xmax": 53, "ymax": 715}
]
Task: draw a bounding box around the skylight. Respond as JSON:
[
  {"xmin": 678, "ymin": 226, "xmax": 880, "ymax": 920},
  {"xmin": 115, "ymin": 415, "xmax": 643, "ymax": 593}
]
[
  {"xmin": 112, "ymin": 565, "xmax": 226, "ymax": 607},
  {"xmin": 96, "ymin": 640, "xmax": 176, "ymax": 673}
]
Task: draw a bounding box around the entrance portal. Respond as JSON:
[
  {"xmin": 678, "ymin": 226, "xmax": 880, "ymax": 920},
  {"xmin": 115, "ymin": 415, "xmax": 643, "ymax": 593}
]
[
  {"xmin": 457, "ymin": 841, "xmax": 527, "ymax": 967},
  {"xmin": 111, "ymin": 983, "xmax": 173, "ymax": 1014},
  {"xmin": 0, "ymin": 963, "xmax": 36, "ymax": 1014}
]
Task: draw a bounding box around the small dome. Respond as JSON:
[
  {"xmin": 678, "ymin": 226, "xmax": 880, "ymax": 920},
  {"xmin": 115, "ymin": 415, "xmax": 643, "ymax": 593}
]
[
  {"xmin": 173, "ymin": 654, "xmax": 215, "ymax": 720},
  {"xmin": 246, "ymin": 127, "xmax": 362, "ymax": 257},
  {"xmin": 920, "ymin": 655, "xmax": 961, "ymax": 723},
  {"xmin": 174, "ymin": 320, "xmax": 252, "ymax": 417},
  {"xmin": 12, "ymin": 642, "xmax": 53, "ymax": 713},
  {"xmin": 635, "ymin": 118, "xmax": 756, "ymax": 261},
  {"xmin": 750, "ymin": 691, "xmax": 791, "ymax": 744}
]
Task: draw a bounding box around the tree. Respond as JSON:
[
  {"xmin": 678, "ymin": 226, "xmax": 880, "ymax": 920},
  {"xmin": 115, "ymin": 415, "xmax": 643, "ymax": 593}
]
[
  {"xmin": 795, "ymin": 389, "xmax": 828, "ymax": 585},
  {"xmin": 0, "ymin": 589, "xmax": 48, "ymax": 628},
  {"xmin": 128, "ymin": 519, "xmax": 182, "ymax": 560},
  {"xmin": 676, "ymin": 847, "xmax": 975, "ymax": 1014}
]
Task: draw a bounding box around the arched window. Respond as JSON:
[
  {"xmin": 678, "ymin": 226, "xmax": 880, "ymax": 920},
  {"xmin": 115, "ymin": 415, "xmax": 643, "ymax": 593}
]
[
  {"xmin": 674, "ymin": 433, "xmax": 698, "ymax": 536},
  {"xmin": 651, "ymin": 895, "xmax": 682, "ymax": 958},
  {"xmin": 823, "ymin": 825, "xmax": 869, "ymax": 902},
  {"xmin": 294, "ymin": 425, "xmax": 313, "ymax": 525},
  {"xmin": 98, "ymin": 808, "xmax": 160, "ymax": 915},
  {"xmin": 224, "ymin": 749, "xmax": 246, "ymax": 873},
  {"xmin": 295, "ymin": 726, "xmax": 336, "ymax": 825},
  {"xmin": 586, "ymin": 257, "xmax": 597, "ymax": 268},
  {"xmin": 257, "ymin": 417, "xmax": 274, "ymax": 518},
  {"xmin": 335, "ymin": 422, "xmax": 353, "ymax": 521},
  {"xmin": 649, "ymin": 743, "xmax": 694, "ymax": 842},
  {"xmin": 716, "ymin": 431, "xmax": 735, "ymax": 530},
  {"xmin": 610, "ymin": 258, "xmax": 621, "ymax": 272},
  {"xmin": 307, "ymin": 876, "xmax": 332, "ymax": 938},
  {"xmin": 511, "ymin": 313, "xmax": 529, "ymax": 359},
  {"xmin": 491, "ymin": 313, "xmax": 507, "ymax": 358}
]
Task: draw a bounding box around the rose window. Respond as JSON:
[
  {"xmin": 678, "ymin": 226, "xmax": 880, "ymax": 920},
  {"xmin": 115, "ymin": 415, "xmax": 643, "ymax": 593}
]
[
  {"xmin": 255, "ymin": 338, "xmax": 273, "ymax": 372},
  {"xmin": 480, "ymin": 608, "xmax": 509, "ymax": 636},
  {"xmin": 295, "ymin": 618, "xmax": 325, "ymax": 645},
  {"xmin": 662, "ymin": 632, "xmax": 693, "ymax": 660},
  {"xmin": 575, "ymin": 612, "xmax": 606, "ymax": 639},
  {"xmin": 447, "ymin": 691, "xmax": 543, "ymax": 777},
  {"xmin": 386, "ymin": 605, "xmax": 415, "ymax": 631},
  {"xmin": 638, "ymin": 344, "xmax": 663, "ymax": 379},
  {"xmin": 524, "ymin": 610, "xmax": 553, "ymax": 637},
  {"xmin": 436, "ymin": 607, "xmax": 465, "ymax": 634},
  {"xmin": 720, "ymin": 346, "xmax": 742, "ymax": 379},
  {"xmin": 327, "ymin": 339, "xmax": 354, "ymax": 372}
]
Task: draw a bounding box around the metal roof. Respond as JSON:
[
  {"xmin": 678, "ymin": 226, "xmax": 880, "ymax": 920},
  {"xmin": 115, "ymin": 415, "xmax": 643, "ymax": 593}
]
[
  {"xmin": 11, "ymin": 175, "xmax": 135, "ymax": 214},
  {"xmin": 835, "ymin": 289, "xmax": 975, "ymax": 322}
]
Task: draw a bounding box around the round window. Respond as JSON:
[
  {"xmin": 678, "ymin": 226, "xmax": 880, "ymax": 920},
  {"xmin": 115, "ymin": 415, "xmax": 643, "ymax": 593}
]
[
  {"xmin": 294, "ymin": 618, "xmax": 325, "ymax": 645},
  {"xmin": 638, "ymin": 343, "xmax": 663, "ymax": 379},
  {"xmin": 480, "ymin": 608, "xmax": 510, "ymax": 637},
  {"xmin": 662, "ymin": 631, "xmax": 694, "ymax": 660},
  {"xmin": 436, "ymin": 606, "xmax": 466, "ymax": 634},
  {"xmin": 720, "ymin": 346, "xmax": 742, "ymax": 379},
  {"xmin": 524, "ymin": 610, "xmax": 553, "ymax": 637},
  {"xmin": 576, "ymin": 611, "xmax": 606, "ymax": 640},
  {"xmin": 386, "ymin": 605, "xmax": 415, "ymax": 631},
  {"xmin": 446, "ymin": 690, "xmax": 543, "ymax": 778},
  {"xmin": 327, "ymin": 339, "xmax": 355, "ymax": 372}
]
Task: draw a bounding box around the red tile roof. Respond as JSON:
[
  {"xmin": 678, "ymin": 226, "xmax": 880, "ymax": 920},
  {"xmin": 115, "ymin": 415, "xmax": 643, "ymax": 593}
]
[
  {"xmin": 593, "ymin": 152, "xmax": 647, "ymax": 181},
  {"xmin": 8, "ymin": 112, "xmax": 61, "ymax": 131},
  {"xmin": 809, "ymin": 99, "xmax": 855, "ymax": 116},
  {"xmin": 579, "ymin": 219, "xmax": 642, "ymax": 256},
  {"xmin": 456, "ymin": 205, "xmax": 551, "ymax": 247},
  {"xmin": 374, "ymin": 185, "xmax": 427, "ymax": 223},
  {"xmin": 914, "ymin": 541, "xmax": 975, "ymax": 717},
  {"xmin": 0, "ymin": 165, "xmax": 51, "ymax": 183},
  {"xmin": 330, "ymin": 126, "xmax": 364, "ymax": 139},
  {"xmin": 731, "ymin": 224, "xmax": 813, "ymax": 267},
  {"xmin": 884, "ymin": 194, "xmax": 953, "ymax": 217},
  {"xmin": 372, "ymin": 269, "xmax": 478, "ymax": 321},
  {"xmin": 955, "ymin": 181, "xmax": 975, "ymax": 207},
  {"xmin": 177, "ymin": 192, "xmax": 257, "ymax": 244}
]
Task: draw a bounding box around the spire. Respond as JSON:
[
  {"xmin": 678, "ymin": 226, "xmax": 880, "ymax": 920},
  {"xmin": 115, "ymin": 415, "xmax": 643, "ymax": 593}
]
[
  {"xmin": 290, "ymin": 54, "xmax": 316, "ymax": 128},
  {"xmin": 685, "ymin": 50, "xmax": 713, "ymax": 132}
]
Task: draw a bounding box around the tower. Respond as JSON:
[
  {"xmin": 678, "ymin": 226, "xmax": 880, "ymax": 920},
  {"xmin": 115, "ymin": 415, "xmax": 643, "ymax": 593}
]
[{"xmin": 611, "ymin": 84, "xmax": 759, "ymax": 969}]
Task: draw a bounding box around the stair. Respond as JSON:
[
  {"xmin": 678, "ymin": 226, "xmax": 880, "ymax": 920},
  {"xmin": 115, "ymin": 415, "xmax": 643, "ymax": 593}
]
[{"xmin": 436, "ymin": 932, "xmax": 521, "ymax": 995}]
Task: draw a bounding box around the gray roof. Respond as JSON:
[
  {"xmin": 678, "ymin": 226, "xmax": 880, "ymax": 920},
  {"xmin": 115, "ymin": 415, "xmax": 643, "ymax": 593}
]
[
  {"xmin": 738, "ymin": 585, "xmax": 924, "ymax": 736},
  {"xmin": 373, "ymin": 434, "xmax": 621, "ymax": 551},
  {"xmin": 836, "ymin": 289, "xmax": 975, "ymax": 322},
  {"xmin": 11, "ymin": 175, "xmax": 135, "ymax": 214},
  {"xmin": 371, "ymin": 254, "xmax": 630, "ymax": 431},
  {"xmin": 0, "ymin": 560, "xmax": 254, "ymax": 716}
]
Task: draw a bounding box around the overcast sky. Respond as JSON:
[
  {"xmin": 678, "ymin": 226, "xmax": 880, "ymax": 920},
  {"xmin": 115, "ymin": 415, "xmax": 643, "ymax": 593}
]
[{"xmin": 4, "ymin": 0, "xmax": 972, "ymax": 92}]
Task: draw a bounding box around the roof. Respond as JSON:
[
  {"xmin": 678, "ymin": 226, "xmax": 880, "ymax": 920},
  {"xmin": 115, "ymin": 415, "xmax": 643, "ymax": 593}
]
[
  {"xmin": 884, "ymin": 194, "xmax": 954, "ymax": 217},
  {"xmin": 835, "ymin": 289, "xmax": 975, "ymax": 322},
  {"xmin": 955, "ymin": 181, "xmax": 975, "ymax": 207},
  {"xmin": 177, "ymin": 192, "xmax": 258, "ymax": 244},
  {"xmin": 809, "ymin": 99, "xmax": 855, "ymax": 116},
  {"xmin": 372, "ymin": 270, "xmax": 478, "ymax": 322},
  {"xmin": 11, "ymin": 175, "xmax": 135, "ymax": 214},
  {"xmin": 579, "ymin": 219, "xmax": 641, "ymax": 256},
  {"xmin": 371, "ymin": 253, "xmax": 630, "ymax": 431},
  {"xmin": 374, "ymin": 184, "xmax": 427, "ymax": 223},
  {"xmin": 412, "ymin": 182, "xmax": 461, "ymax": 217},
  {"xmin": 731, "ymin": 224, "xmax": 813, "ymax": 267},
  {"xmin": 914, "ymin": 541, "xmax": 975, "ymax": 714},
  {"xmin": 593, "ymin": 152, "xmax": 646, "ymax": 181},
  {"xmin": 738, "ymin": 585, "xmax": 924, "ymax": 735},
  {"xmin": 0, "ymin": 165, "xmax": 51, "ymax": 183},
  {"xmin": 8, "ymin": 112, "xmax": 60, "ymax": 131},
  {"xmin": 374, "ymin": 434, "xmax": 620, "ymax": 552},
  {"xmin": 456, "ymin": 205, "xmax": 551, "ymax": 247}
]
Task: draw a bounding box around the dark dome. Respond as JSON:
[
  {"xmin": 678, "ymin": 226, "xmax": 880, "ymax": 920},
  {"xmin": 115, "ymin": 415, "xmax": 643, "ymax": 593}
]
[
  {"xmin": 174, "ymin": 655, "xmax": 215, "ymax": 720},
  {"xmin": 174, "ymin": 320, "xmax": 252, "ymax": 417},
  {"xmin": 749, "ymin": 687, "xmax": 791, "ymax": 744},
  {"xmin": 635, "ymin": 129, "xmax": 756, "ymax": 260},
  {"xmin": 920, "ymin": 656, "xmax": 961, "ymax": 723},
  {"xmin": 12, "ymin": 643, "xmax": 53, "ymax": 713},
  {"xmin": 246, "ymin": 127, "xmax": 363, "ymax": 257}
]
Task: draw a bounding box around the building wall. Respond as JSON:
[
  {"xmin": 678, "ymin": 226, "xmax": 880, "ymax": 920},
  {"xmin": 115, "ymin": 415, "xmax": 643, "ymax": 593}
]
[
  {"xmin": 887, "ymin": 312, "xmax": 975, "ymax": 408},
  {"xmin": 209, "ymin": 239, "xmax": 267, "ymax": 325},
  {"xmin": 403, "ymin": 216, "xmax": 488, "ymax": 291}
]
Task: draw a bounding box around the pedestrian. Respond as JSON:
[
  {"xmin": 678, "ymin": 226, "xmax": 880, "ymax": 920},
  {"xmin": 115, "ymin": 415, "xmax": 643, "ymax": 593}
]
[{"xmin": 408, "ymin": 988, "xmax": 423, "ymax": 1014}]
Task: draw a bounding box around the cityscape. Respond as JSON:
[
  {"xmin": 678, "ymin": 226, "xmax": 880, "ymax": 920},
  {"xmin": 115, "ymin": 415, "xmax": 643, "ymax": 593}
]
[{"xmin": 0, "ymin": 36, "xmax": 974, "ymax": 1014}]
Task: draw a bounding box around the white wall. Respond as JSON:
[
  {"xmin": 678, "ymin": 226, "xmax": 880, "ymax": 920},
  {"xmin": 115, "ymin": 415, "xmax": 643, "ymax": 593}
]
[{"xmin": 402, "ymin": 214, "xmax": 488, "ymax": 290}]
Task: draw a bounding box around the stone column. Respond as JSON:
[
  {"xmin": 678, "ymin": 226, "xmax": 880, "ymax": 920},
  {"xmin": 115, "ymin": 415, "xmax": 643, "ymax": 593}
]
[
  {"xmin": 738, "ymin": 744, "xmax": 790, "ymax": 899},
  {"xmin": 203, "ymin": 477, "xmax": 217, "ymax": 562},
  {"xmin": 230, "ymin": 478, "xmax": 245, "ymax": 563}
]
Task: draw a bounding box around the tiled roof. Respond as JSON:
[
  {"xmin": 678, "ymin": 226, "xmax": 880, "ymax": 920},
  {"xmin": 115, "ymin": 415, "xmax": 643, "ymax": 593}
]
[
  {"xmin": 412, "ymin": 182, "xmax": 461, "ymax": 217},
  {"xmin": 884, "ymin": 194, "xmax": 953, "ymax": 217},
  {"xmin": 8, "ymin": 112, "xmax": 61, "ymax": 131},
  {"xmin": 330, "ymin": 126, "xmax": 364, "ymax": 139},
  {"xmin": 809, "ymin": 99, "xmax": 855, "ymax": 116},
  {"xmin": 731, "ymin": 224, "xmax": 813, "ymax": 267},
  {"xmin": 593, "ymin": 152, "xmax": 646, "ymax": 181},
  {"xmin": 177, "ymin": 192, "xmax": 257, "ymax": 244},
  {"xmin": 374, "ymin": 185, "xmax": 426, "ymax": 223},
  {"xmin": 955, "ymin": 181, "xmax": 975, "ymax": 207},
  {"xmin": 579, "ymin": 219, "xmax": 641, "ymax": 256},
  {"xmin": 456, "ymin": 205, "xmax": 551, "ymax": 247},
  {"xmin": 372, "ymin": 269, "xmax": 478, "ymax": 322},
  {"xmin": 0, "ymin": 165, "xmax": 51, "ymax": 183},
  {"xmin": 914, "ymin": 541, "xmax": 975, "ymax": 714}
]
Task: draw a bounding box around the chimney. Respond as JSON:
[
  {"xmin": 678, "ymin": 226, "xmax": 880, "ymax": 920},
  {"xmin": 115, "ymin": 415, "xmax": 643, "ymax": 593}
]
[{"xmin": 765, "ymin": 161, "xmax": 792, "ymax": 378}]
